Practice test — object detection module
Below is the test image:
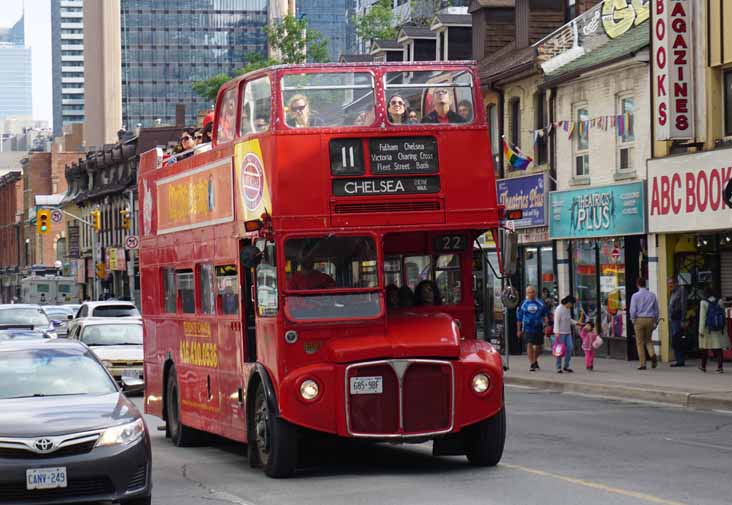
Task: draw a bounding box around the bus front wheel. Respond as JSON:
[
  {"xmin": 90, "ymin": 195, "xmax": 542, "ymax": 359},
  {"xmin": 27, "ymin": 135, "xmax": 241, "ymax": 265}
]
[
  {"xmin": 166, "ymin": 368, "xmax": 202, "ymax": 447},
  {"xmin": 251, "ymin": 383, "xmax": 298, "ymax": 478},
  {"xmin": 464, "ymin": 407, "xmax": 506, "ymax": 466}
]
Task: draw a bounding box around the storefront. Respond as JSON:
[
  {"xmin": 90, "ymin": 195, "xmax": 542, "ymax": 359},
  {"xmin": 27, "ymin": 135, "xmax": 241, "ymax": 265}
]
[
  {"xmin": 498, "ymin": 172, "xmax": 555, "ymax": 352},
  {"xmin": 550, "ymin": 181, "xmax": 647, "ymax": 359},
  {"xmin": 648, "ymin": 150, "xmax": 732, "ymax": 359}
]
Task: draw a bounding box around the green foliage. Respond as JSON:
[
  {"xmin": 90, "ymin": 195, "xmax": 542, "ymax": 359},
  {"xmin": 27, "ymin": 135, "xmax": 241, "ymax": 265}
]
[
  {"xmin": 409, "ymin": 0, "xmax": 448, "ymax": 27},
  {"xmin": 352, "ymin": 0, "xmax": 397, "ymax": 42},
  {"xmin": 265, "ymin": 15, "xmax": 329, "ymax": 64},
  {"xmin": 192, "ymin": 52, "xmax": 277, "ymax": 102}
]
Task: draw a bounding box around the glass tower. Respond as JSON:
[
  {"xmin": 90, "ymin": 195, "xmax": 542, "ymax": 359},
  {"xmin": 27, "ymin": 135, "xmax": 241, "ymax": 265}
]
[
  {"xmin": 297, "ymin": 0, "xmax": 357, "ymax": 61},
  {"xmin": 0, "ymin": 15, "xmax": 32, "ymax": 122},
  {"xmin": 52, "ymin": 0, "xmax": 85, "ymax": 137},
  {"xmin": 120, "ymin": 0, "xmax": 268, "ymax": 128}
]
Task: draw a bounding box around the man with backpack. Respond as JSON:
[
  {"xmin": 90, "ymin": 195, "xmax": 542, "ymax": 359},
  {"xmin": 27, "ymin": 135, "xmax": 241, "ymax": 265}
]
[
  {"xmin": 629, "ymin": 277, "xmax": 659, "ymax": 370},
  {"xmin": 698, "ymin": 288, "xmax": 727, "ymax": 373}
]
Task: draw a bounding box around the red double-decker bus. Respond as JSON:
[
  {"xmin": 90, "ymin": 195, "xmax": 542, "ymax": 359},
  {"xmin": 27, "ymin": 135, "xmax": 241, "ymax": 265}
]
[{"xmin": 139, "ymin": 61, "xmax": 512, "ymax": 478}]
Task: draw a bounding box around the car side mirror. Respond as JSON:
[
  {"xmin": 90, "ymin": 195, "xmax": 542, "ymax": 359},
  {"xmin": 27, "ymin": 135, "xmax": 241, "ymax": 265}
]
[
  {"xmin": 240, "ymin": 245, "xmax": 262, "ymax": 269},
  {"xmin": 499, "ymin": 228, "xmax": 518, "ymax": 277},
  {"xmin": 67, "ymin": 314, "xmax": 73, "ymax": 320}
]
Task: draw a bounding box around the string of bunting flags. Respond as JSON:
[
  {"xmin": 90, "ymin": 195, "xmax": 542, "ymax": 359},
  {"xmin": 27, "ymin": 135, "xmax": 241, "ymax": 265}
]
[{"xmin": 532, "ymin": 112, "xmax": 634, "ymax": 144}]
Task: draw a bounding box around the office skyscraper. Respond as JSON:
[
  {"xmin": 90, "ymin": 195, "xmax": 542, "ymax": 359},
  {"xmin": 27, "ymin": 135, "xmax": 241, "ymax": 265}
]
[
  {"xmin": 0, "ymin": 14, "xmax": 32, "ymax": 124},
  {"xmin": 52, "ymin": 0, "xmax": 86, "ymax": 138},
  {"xmin": 120, "ymin": 0, "xmax": 269, "ymax": 128},
  {"xmin": 297, "ymin": 0, "xmax": 356, "ymax": 61}
]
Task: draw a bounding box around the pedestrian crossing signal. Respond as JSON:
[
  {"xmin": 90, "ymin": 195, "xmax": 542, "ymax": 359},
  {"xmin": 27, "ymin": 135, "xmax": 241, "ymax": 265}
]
[{"xmin": 37, "ymin": 209, "xmax": 51, "ymax": 235}]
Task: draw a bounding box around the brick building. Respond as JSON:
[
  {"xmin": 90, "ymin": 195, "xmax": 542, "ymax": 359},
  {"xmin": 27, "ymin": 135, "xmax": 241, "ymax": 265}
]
[{"xmin": 0, "ymin": 171, "xmax": 23, "ymax": 302}]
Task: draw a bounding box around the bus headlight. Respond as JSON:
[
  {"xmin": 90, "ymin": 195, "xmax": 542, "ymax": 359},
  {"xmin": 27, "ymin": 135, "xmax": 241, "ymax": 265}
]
[
  {"xmin": 299, "ymin": 379, "xmax": 320, "ymax": 401},
  {"xmin": 471, "ymin": 373, "xmax": 490, "ymax": 394}
]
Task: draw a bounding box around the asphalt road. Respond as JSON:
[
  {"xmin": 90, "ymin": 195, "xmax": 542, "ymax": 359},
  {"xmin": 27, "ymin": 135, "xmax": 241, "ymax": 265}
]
[{"xmin": 133, "ymin": 388, "xmax": 732, "ymax": 505}]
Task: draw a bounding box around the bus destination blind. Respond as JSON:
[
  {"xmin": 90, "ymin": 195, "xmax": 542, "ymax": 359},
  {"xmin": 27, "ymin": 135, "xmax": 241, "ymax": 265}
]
[
  {"xmin": 368, "ymin": 137, "xmax": 437, "ymax": 175},
  {"xmin": 333, "ymin": 176, "xmax": 440, "ymax": 196}
]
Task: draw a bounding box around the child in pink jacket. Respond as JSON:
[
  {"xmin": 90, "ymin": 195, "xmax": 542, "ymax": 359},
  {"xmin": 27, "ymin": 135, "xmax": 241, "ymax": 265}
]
[{"xmin": 580, "ymin": 321, "xmax": 598, "ymax": 371}]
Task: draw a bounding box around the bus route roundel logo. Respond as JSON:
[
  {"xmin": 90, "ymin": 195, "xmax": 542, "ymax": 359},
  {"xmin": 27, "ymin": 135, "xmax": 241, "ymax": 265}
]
[{"xmin": 241, "ymin": 153, "xmax": 264, "ymax": 211}]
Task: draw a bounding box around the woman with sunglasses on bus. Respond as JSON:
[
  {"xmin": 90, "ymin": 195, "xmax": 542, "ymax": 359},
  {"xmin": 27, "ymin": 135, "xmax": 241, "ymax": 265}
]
[{"xmin": 387, "ymin": 94, "xmax": 410, "ymax": 124}]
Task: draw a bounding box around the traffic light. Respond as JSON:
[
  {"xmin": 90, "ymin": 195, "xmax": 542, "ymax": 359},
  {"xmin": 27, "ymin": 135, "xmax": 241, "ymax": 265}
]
[
  {"xmin": 91, "ymin": 209, "xmax": 101, "ymax": 232},
  {"xmin": 37, "ymin": 209, "xmax": 51, "ymax": 235},
  {"xmin": 95, "ymin": 262, "xmax": 106, "ymax": 279},
  {"xmin": 120, "ymin": 208, "xmax": 130, "ymax": 230}
]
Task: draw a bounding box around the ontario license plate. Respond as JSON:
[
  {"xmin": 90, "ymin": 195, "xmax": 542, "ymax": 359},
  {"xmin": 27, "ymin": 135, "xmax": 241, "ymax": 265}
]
[
  {"xmin": 26, "ymin": 467, "xmax": 67, "ymax": 490},
  {"xmin": 349, "ymin": 376, "xmax": 383, "ymax": 395}
]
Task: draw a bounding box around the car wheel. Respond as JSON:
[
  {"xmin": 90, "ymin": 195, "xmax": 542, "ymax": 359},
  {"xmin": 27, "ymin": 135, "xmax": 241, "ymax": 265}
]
[
  {"xmin": 250, "ymin": 382, "xmax": 298, "ymax": 478},
  {"xmin": 464, "ymin": 407, "xmax": 506, "ymax": 466},
  {"xmin": 166, "ymin": 367, "xmax": 201, "ymax": 447},
  {"xmin": 120, "ymin": 495, "xmax": 152, "ymax": 505}
]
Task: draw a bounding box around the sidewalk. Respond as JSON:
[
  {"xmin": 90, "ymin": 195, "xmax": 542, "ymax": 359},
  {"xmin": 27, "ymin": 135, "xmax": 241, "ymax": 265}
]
[{"xmin": 503, "ymin": 356, "xmax": 732, "ymax": 410}]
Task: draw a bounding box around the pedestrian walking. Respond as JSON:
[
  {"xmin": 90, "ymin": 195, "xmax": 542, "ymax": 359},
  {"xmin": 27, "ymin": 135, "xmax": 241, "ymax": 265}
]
[
  {"xmin": 697, "ymin": 288, "xmax": 727, "ymax": 373},
  {"xmin": 553, "ymin": 295, "xmax": 576, "ymax": 373},
  {"xmin": 579, "ymin": 321, "xmax": 598, "ymax": 371},
  {"xmin": 516, "ymin": 285, "xmax": 548, "ymax": 371},
  {"xmin": 629, "ymin": 277, "xmax": 659, "ymax": 370},
  {"xmin": 668, "ymin": 276, "xmax": 688, "ymax": 367}
]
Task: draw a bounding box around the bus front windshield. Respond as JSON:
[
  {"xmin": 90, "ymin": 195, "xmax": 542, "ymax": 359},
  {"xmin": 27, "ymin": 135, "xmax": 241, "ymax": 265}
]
[{"xmin": 284, "ymin": 236, "xmax": 381, "ymax": 321}]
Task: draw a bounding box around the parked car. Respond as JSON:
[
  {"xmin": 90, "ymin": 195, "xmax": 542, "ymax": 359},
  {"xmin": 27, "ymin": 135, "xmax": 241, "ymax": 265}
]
[
  {"xmin": 68, "ymin": 301, "xmax": 141, "ymax": 337},
  {"xmin": 0, "ymin": 339, "xmax": 152, "ymax": 505},
  {"xmin": 0, "ymin": 329, "xmax": 54, "ymax": 341},
  {"xmin": 68, "ymin": 319, "xmax": 144, "ymax": 393},
  {"xmin": 0, "ymin": 304, "xmax": 57, "ymax": 339},
  {"xmin": 42, "ymin": 305, "xmax": 76, "ymax": 337}
]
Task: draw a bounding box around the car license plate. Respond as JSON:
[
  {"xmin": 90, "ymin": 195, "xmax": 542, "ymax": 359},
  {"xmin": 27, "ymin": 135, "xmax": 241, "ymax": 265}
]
[
  {"xmin": 120, "ymin": 368, "xmax": 141, "ymax": 378},
  {"xmin": 349, "ymin": 376, "xmax": 383, "ymax": 395},
  {"xmin": 26, "ymin": 467, "xmax": 67, "ymax": 490}
]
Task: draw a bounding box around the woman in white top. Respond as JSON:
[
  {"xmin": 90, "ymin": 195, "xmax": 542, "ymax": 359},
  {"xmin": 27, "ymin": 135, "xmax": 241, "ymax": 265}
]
[{"xmin": 553, "ymin": 295, "xmax": 576, "ymax": 373}]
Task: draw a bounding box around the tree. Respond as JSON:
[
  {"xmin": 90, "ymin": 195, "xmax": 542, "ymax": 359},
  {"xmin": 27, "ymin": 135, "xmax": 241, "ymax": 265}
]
[
  {"xmin": 192, "ymin": 52, "xmax": 277, "ymax": 102},
  {"xmin": 352, "ymin": 0, "xmax": 397, "ymax": 42},
  {"xmin": 265, "ymin": 15, "xmax": 329, "ymax": 64}
]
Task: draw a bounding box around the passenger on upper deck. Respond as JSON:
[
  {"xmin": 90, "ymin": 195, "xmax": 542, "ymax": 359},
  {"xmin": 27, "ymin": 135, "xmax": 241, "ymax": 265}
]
[
  {"xmin": 421, "ymin": 89, "xmax": 465, "ymax": 124},
  {"xmin": 457, "ymin": 100, "xmax": 473, "ymax": 121},
  {"xmin": 286, "ymin": 94, "xmax": 325, "ymax": 128},
  {"xmin": 407, "ymin": 110, "xmax": 419, "ymax": 123},
  {"xmin": 288, "ymin": 256, "xmax": 336, "ymax": 290},
  {"xmin": 387, "ymin": 94, "xmax": 409, "ymax": 124}
]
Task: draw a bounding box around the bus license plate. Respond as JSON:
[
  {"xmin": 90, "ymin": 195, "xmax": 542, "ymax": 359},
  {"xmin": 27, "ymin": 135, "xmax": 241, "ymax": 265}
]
[
  {"xmin": 26, "ymin": 467, "xmax": 67, "ymax": 490},
  {"xmin": 350, "ymin": 376, "xmax": 383, "ymax": 395}
]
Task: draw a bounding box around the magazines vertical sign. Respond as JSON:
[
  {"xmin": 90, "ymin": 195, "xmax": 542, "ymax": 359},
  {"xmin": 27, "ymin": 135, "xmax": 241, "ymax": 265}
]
[{"xmin": 652, "ymin": 0, "xmax": 694, "ymax": 140}]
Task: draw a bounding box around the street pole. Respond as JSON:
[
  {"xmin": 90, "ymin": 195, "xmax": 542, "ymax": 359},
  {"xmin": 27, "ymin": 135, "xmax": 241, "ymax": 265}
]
[
  {"xmin": 127, "ymin": 191, "xmax": 136, "ymax": 304},
  {"xmin": 91, "ymin": 224, "xmax": 99, "ymax": 301}
]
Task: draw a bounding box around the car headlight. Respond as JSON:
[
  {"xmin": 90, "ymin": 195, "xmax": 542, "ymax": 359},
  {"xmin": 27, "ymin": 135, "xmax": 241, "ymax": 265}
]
[
  {"xmin": 299, "ymin": 379, "xmax": 320, "ymax": 401},
  {"xmin": 472, "ymin": 373, "xmax": 490, "ymax": 394},
  {"xmin": 95, "ymin": 418, "xmax": 145, "ymax": 448}
]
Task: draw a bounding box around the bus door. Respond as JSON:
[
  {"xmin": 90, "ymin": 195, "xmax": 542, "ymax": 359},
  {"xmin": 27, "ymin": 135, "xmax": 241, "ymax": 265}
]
[{"xmin": 240, "ymin": 240, "xmax": 257, "ymax": 363}]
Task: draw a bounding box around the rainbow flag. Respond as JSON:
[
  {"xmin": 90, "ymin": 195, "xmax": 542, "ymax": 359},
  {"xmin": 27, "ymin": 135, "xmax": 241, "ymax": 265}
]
[{"xmin": 503, "ymin": 138, "xmax": 533, "ymax": 170}]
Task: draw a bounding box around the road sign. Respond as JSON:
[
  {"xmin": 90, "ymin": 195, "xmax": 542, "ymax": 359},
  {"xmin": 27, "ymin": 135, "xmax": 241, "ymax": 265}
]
[
  {"xmin": 125, "ymin": 235, "xmax": 139, "ymax": 250},
  {"xmin": 50, "ymin": 209, "xmax": 63, "ymax": 223},
  {"xmin": 611, "ymin": 248, "xmax": 620, "ymax": 262}
]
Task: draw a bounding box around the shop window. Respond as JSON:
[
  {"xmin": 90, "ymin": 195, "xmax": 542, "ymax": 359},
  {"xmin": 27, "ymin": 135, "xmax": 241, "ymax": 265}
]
[
  {"xmin": 256, "ymin": 240, "xmax": 277, "ymax": 317},
  {"xmin": 240, "ymin": 76, "xmax": 271, "ymax": 136},
  {"xmin": 574, "ymin": 104, "xmax": 589, "ymax": 178},
  {"xmin": 725, "ymin": 70, "xmax": 732, "ymax": 137},
  {"xmin": 176, "ymin": 269, "xmax": 195, "ymax": 314},
  {"xmin": 162, "ymin": 267, "xmax": 176, "ymax": 313},
  {"xmin": 198, "ymin": 264, "xmax": 215, "ymax": 315},
  {"xmin": 617, "ymin": 95, "xmax": 635, "ymax": 172},
  {"xmin": 535, "ymin": 92, "xmax": 548, "ymax": 165},
  {"xmin": 487, "ymin": 103, "xmax": 500, "ymax": 174},
  {"xmin": 540, "ymin": 246, "xmax": 557, "ymax": 302},
  {"xmin": 216, "ymin": 265, "xmax": 239, "ymax": 315},
  {"xmin": 384, "ymin": 256, "xmax": 403, "ymax": 287}
]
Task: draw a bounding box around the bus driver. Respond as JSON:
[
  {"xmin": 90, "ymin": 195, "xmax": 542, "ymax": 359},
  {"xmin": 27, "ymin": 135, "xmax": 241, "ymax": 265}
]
[{"xmin": 288, "ymin": 255, "xmax": 336, "ymax": 290}]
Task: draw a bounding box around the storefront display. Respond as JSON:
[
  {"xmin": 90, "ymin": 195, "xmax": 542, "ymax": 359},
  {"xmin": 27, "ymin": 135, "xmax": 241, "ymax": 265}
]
[{"xmin": 550, "ymin": 182, "xmax": 647, "ymax": 359}]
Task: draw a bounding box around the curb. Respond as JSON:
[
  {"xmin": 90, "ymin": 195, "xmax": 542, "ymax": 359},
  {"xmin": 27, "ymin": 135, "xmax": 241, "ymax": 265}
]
[{"xmin": 504, "ymin": 375, "xmax": 732, "ymax": 410}]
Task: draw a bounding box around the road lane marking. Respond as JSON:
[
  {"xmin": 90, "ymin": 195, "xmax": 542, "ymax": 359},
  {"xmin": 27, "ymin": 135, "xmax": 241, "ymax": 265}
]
[
  {"xmin": 502, "ymin": 463, "xmax": 687, "ymax": 505},
  {"xmin": 663, "ymin": 437, "xmax": 732, "ymax": 452}
]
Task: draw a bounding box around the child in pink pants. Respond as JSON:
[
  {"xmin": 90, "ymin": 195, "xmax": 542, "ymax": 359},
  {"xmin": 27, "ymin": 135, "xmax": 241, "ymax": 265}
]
[{"xmin": 580, "ymin": 321, "xmax": 598, "ymax": 371}]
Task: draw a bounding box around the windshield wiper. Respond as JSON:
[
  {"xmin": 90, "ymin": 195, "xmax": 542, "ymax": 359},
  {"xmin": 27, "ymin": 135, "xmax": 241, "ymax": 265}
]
[{"xmin": 3, "ymin": 393, "xmax": 82, "ymax": 399}]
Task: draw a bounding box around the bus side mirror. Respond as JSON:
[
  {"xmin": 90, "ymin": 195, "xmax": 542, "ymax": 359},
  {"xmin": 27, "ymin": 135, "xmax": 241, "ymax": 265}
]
[
  {"xmin": 240, "ymin": 245, "xmax": 262, "ymax": 269},
  {"xmin": 499, "ymin": 229, "xmax": 518, "ymax": 277}
]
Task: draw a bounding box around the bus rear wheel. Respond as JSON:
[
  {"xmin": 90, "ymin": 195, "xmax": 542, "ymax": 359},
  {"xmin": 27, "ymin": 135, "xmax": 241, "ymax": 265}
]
[
  {"xmin": 464, "ymin": 407, "xmax": 506, "ymax": 466},
  {"xmin": 251, "ymin": 383, "xmax": 298, "ymax": 478},
  {"xmin": 166, "ymin": 368, "xmax": 202, "ymax": 447}
]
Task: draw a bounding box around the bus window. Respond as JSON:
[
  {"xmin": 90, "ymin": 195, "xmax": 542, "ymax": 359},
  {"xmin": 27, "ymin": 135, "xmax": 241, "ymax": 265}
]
[
  {"xmin": 384, "ymin": 256, "xmax": 402, "ymax": 287},
  {"xmin": 435, "ymin": 254, "xmax": 462, "ymax": 305},
  {"xmin": 384, "ymin": 70, "xmax": 474, "ymax": 125},
  {"xmin": 216, "ymin": 265, "xmax": 239, "ymax": 315},
  {"xmin": 285, "ymin": 236, "xmax": 377, "ymax": 290},
  {"xmin": 198, "ymin": 264, "xmax": 215, "ymax": 315},
  {"xmin": 176, "ymin": 269, "xmax": 195, "ymax": 314},
  {"xmin": 281, "ymin": 72, "xmax": 375, "ymax": 128},
  {"xmin": 217, "ymin": 88, "xmax": 237, "ymax": 143},
  {"xmin": 256, "ymin": 240, "xmax": 277, "ymax": 317},
  {"xmin": 162, "ymin": 268, "xmax": 176, "ymax": 313},
  {"xmin": 240, "ymin": 76, "xmax": 271, "ymax": 136},
  {"xmin": 404, "ymin": 255, "xmax": 432, "ymax": 290}
]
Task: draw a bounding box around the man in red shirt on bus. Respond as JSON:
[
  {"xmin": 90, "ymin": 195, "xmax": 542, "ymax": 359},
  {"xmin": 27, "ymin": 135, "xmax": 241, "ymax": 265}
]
[
  {"xmin": 288, "ymin": 256, "xmax": 336, "ymax": 290},
  {"xmin": 422, "ymin": 88, "xmax": 465, "ymax": 124}
]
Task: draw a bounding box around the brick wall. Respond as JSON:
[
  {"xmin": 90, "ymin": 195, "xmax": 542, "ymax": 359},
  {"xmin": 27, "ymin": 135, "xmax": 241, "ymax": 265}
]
[
  {"xmin": 0, "ymin": 174, "xmax": 23, "ymax": 268},
  {"xmin": 554, "ymin": 61, "xmax": 651, "ymax": 190}
]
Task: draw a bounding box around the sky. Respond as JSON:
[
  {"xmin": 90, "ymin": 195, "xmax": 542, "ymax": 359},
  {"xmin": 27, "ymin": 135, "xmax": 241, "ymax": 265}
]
[{"xmin": 0, "ymin": 0, "xmax": 53, "ymax": 126}]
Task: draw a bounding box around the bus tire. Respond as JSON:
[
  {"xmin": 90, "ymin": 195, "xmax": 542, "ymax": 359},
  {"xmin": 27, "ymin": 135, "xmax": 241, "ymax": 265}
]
[
  {"xmin": 251, "ymin": 382, "xmax": 298, "ymax": 478},
  {"xmin": 166, "ymin": 367, "xmax": 201, "ymax": 447},
  {"xmin": 464, "ymin": 407, "xmax": 506, "ymax": 467}
]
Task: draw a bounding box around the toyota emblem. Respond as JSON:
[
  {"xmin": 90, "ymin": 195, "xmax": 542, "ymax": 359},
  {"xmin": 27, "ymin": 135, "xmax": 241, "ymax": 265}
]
[{"xmin": 34, "ymin": 438, "xmax": 54, "ymax": 453}]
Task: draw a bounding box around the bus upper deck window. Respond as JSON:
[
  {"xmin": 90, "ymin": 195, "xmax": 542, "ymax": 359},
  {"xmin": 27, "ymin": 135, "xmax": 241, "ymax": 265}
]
[
  {"xmin": 281, "ymin": 72, "xmax": 375, "ymax": 128},
  {"xmin": 384, "ymin": 70, "xmax": 474, "ymax": 125},
  {"xmin": 217, "ymin": 88, "xmax": 237, "ymax": 143},
  {"xmin": 240, "ymin": 76, "xmax": 272, "ymax": 136}
]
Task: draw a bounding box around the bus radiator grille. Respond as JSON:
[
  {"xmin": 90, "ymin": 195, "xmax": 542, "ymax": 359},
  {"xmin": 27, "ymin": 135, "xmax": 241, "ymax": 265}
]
[
  {"xmin": 347, "ymin": 364, "xmax": 399, "ymax": 435},
  {"xmin": 402, "ymin": 363, "xmax": 452, "ymax": 434}
]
